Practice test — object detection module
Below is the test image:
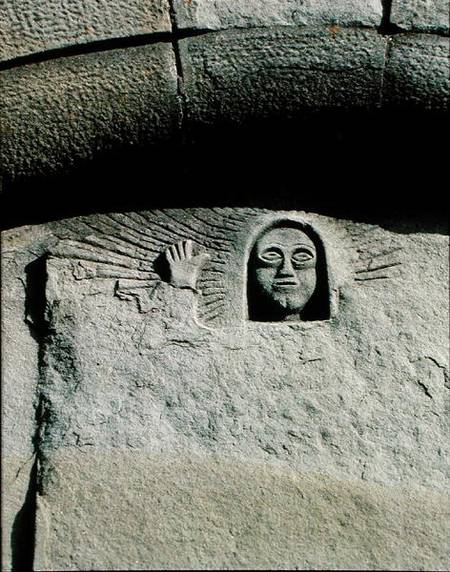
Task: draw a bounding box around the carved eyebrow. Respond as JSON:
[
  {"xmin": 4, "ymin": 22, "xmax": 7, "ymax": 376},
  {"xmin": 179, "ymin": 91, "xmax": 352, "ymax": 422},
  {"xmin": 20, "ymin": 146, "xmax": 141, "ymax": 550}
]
[
  {"xmin": 293, "ymin": 243, "xmax": 316, "ymax": 250},
  {"xmin": 260, "ymin": 243, "xmax": 315, "ymax": 250}
]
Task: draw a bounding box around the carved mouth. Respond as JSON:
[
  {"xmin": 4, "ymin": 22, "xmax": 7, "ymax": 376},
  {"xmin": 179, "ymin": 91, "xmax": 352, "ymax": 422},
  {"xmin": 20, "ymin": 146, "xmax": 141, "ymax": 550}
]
[{"xmin": 273, "ymin": 280, "xmax": 298, "ymax": 290}]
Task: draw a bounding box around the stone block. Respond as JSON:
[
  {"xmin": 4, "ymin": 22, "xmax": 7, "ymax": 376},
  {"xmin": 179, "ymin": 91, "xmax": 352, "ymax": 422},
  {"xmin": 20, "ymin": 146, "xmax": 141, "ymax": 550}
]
[
  {"xmin": 390, "ymin": 0, "xmax": 449, "ymax": 34},
  {"xmin": 36, "ymin": 209, "xmax": 449, "ymax": 487},
  {"xmin": 172, "ymin": 0, "xmax": 383, "ymax": 30},
  {"xmin": 383, "ymin": 33, "xmax": 449, "ymax": 110},
  {"xmin": 179, "ymin": 27, "xmax": 387, "ymax": 127},
  {"xmin": 0, "ymin": 0, "xmax": 172, "ymax": 63},
  {"xmin": 0, "ymin": 43, "xmax": 180, "ymax": 179}
]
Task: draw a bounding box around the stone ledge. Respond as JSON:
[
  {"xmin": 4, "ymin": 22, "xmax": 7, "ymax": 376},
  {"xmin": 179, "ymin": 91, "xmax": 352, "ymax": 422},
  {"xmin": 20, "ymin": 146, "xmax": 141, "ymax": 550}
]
[
  {"xmin": 171, "ymin": 0, "xmax": 383, "ymax": 31},
  {"xmin": 390, "ymin": 0, "xmax": 449, "ymax": 35}
]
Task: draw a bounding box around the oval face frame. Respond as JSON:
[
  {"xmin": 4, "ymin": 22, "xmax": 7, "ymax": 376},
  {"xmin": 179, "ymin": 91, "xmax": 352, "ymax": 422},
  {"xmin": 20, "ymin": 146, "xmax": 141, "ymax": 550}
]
[{"xmin": 247, "ymin": 220, "xmax": 330, "ymax": 323}]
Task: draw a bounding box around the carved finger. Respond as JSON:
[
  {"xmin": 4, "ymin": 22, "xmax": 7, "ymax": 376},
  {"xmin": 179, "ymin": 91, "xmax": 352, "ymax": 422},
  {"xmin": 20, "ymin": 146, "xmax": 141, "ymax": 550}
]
[
  {"xmin": 166, "ymin": 247, "xmax": 175, "ymax": 264},
  {"xmin": 184, "ymin": 239, "xmax": 193, "ymax": 258},
  {"xmin": 175, "ymin": 241, "xmax": 185, "ymax": 260},
  {"xmin": 170, "ymin": 244, "xmax": 180, "ymax": 262}
]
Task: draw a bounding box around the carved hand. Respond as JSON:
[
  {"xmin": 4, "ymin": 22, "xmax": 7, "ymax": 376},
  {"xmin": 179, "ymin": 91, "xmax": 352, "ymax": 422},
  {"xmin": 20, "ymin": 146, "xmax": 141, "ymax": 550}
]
[{"xmin": 165, "ymin": 240, "xmax": 210, "ymax": 289}]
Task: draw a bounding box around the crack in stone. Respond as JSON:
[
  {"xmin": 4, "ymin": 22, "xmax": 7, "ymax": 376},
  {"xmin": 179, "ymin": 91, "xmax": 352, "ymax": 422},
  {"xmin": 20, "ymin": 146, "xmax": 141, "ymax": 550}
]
[
  {"xmin": 0, "ymin": 27, "xmax": 210, "ymax": 73},
  {"xmin": 168, "ymin": 0, "xmax": 187, "ymax": 142},
  {"xmin": 417, "ymin": 380, "xmax": 433, "ymax": 399},
  {"xmin": 378, "ymin": 33, "xmax": 392, "ymax": 108},
  {"xmin": 12, "ymin": 454, "xmax": 36, "ymax": 484},
  {"xmin": 423, "ymin": 356, "xmax": 450, "ymax": 388}
]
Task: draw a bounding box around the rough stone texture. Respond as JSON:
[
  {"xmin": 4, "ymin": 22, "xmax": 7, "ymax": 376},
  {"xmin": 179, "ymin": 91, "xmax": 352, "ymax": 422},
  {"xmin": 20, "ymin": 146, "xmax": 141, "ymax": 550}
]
[
  {"xmin": 0, "ymin": 0, "xmax": 172, "ymax": 63},
  {"xmin": 6, "ymin": 208, "xmax": 443, "ymax": 569},
  {"xmin": 172, "ymin": 0, "xmax": 383, "ymax": 30},
  {"xmin": 390, "ymin": 0, "xmax": 449, "ymax": 34},
  {"xmin": 180, "ymin": 27, "xmax": 387, "ymax": 127},
  {"xmin": 383, "ymin": 33, "xmax": 449, "ymax": 110},
  {"xmin": 0, "ymin": 43, "xmax": 180, "ymax": 179},
  {"xmin": 1, "ymin": 223, "xmax": 57, "ymax": 570},
  {"xmin": 34, "ymin": 452, "xmax": 450, "ymax": 571}
]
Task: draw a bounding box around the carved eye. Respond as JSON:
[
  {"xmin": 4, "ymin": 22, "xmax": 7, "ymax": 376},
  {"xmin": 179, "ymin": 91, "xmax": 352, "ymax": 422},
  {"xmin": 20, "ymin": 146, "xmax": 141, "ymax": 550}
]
[
  {"xmin": 260, "ymin": 248, "xmax": 283, "ymax": 263},
  {"xmin": 291, "ymin": 249, "xmax": 315, "ymax": 265}
]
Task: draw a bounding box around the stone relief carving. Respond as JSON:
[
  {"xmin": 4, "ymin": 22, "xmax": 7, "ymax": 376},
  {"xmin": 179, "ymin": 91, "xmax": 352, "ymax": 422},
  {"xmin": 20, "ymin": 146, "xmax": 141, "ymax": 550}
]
[
  {"xmin": 47, "ymin": 208, "xmax": 403, "ymax": 327},
  {"xmin": 35, "ymin": 209, "xmax": 448, "ymax": 496}
]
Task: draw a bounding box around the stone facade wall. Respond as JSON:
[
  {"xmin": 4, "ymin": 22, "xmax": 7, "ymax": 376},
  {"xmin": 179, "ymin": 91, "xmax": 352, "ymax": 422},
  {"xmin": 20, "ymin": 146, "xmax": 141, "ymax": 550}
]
[{"xmin": 1, "ymin": 1, "xmax": 449, "ymax": 570}]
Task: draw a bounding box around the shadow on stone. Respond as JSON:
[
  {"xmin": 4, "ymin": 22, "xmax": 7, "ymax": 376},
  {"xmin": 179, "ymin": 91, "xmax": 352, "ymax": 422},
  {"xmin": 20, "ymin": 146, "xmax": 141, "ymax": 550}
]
[
  {"xmin": 0, "ymin": 109, "xmax": 447, "ymax": 231},
  {"xmin": 11, "ymin": 457, "xmax": 38, "ymax": 571},
  {"xmin": 24, "ymin": 257, "xmax": 48, "ymax": 344},
  {"xmin": 153, "ymin": 249, "xmax": 170, "ymax": 283}
]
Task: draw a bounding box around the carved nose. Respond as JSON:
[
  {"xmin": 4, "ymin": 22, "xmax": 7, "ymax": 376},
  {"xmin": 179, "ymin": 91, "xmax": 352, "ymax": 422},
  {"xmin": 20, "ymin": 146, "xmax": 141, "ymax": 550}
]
[{"xmin": 278, "ymin": 257, "xmax": 296, "ymax": 278}]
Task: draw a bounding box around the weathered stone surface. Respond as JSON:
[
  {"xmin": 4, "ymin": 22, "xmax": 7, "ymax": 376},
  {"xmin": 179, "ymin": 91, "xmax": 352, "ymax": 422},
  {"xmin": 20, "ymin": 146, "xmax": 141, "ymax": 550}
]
[
  {"xmin": 172, "ymin": 0, "xmax": 383, "ymax": 30},
  {"xmin": 0, "ymin": 0, "xmax": 171, "ymax": 63},
  {"xmin": 390, "ymin": 0, "xmax": 449, "ymax": 34},
  {"xmin": 180, "ymin": 27, "xmax": 387, "ymax": 126},
  {"xmin": 36, "ymin": 210, "xmax": 450, "ymax": 485},
  {"xmin": 0, "ymin": 43, "xmax": 180, "ymax": 179},
  {"xmin": 2, "ymin": 209, "xmax": 449, "ymax": 569},
  {"xmin": 1, "ymin": 22, "xmax": 447, "ymax": 183},
  {"xmin": 21, "ymin": 208, "xmax": 447, "ymax": 569},
  {"xmin": 34, "ymin": 452, "xmax": 450, "ymax": 571},
  {"xmin": 383, "ymin": 33, "xmax": 449, "ymax": 110}
]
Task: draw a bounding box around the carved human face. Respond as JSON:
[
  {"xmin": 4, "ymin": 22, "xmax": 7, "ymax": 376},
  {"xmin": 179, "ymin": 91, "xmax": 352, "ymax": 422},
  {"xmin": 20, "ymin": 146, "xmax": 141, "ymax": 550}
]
[{"xmin": 252, "ymin": 227, "xmax": 317, "ymax": 320}]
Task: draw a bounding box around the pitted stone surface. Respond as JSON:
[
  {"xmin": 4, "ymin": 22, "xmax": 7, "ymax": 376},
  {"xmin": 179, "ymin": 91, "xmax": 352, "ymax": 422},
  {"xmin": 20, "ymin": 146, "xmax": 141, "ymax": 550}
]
[
  {"xmin": 0, "ymin": 43, "xmax": 180, "ymax": 179},
  {"xmin": 390, "ymin": 0, "xmax": 449, "ymax": 34},
  {"xmin": 383, "ymin": 34, "xmax": 449, "ymax": 110},
  {"xmin": 172, "ymin": 0, "xmax": 383, "ymax": 30},
  {"xmin": 0, "ymin": 0, "xmax": 171, "ymax": 63},
  {"xmin": 1, "ymin": 22, "xmax": 447, "ymax": 182},
  {"xmin": 180, "ymin": 27, "xmax": 387, "ymax": 125}
]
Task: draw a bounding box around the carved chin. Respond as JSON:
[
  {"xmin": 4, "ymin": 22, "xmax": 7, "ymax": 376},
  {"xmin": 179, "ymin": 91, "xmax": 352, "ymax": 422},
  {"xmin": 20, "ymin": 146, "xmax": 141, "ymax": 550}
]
[{"xmin": 269, "ymin": 291, "xmax": 311, "ymax": 313}]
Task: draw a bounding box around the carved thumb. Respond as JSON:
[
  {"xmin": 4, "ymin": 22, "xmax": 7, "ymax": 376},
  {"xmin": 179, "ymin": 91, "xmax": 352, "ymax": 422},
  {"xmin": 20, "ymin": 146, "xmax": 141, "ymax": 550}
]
[{"xmin": 192, "ymin": 252, "xmax": 211, "ymax": 267}]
